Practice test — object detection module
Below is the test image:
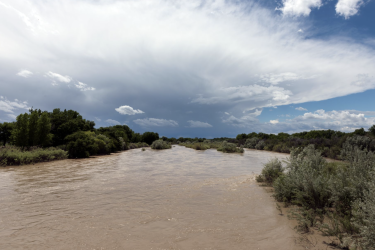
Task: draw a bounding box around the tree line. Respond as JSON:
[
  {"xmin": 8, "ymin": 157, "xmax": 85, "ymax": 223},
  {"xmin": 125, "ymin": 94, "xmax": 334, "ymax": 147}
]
[{"xmin": 0, "ymin": 108, "xmax": 160, "ymax": 158}]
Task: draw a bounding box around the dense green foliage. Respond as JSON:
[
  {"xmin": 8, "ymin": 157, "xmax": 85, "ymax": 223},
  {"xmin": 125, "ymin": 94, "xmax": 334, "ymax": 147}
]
[
  {"xmin": 237, "ymin": 128, "xmax": 375, "ymax": 160},
  {"xmin": 0, "ymin": 146, "xmax": 68, "ymax": 166},
  {"xmin": 141, "ymin": 132, "xmax": 159, "ymax": 145},
  {"xmin": 180, "ymin": 140, "xmax": 243, "ymax": 153},
  {"xmin": 150, "ymin": 139, "xmax": 171, "ymax": 150},
  {"xmin": 0, "ymin": 122, "xmax": 14, "ymax": 146},
  {"xmin": 10, "ymin": 110, "xmax": 53, "ymax": 148},
  {"xmin": 0, "ymin": 108, "xmax": 164, "ymax": 163},
  {"xmin": 256, "ymin": 158, "xmax": 284, "ymax": 184},
  {"xmin": 257, "ymin": 141, "xmax": 375, "ymax": 249}
]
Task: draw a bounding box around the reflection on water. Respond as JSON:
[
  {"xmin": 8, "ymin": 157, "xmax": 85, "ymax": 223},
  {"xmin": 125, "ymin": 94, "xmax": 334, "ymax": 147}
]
[{"xmin": 0, "ymin": 146, "xmax": 300, "ymax": 250}]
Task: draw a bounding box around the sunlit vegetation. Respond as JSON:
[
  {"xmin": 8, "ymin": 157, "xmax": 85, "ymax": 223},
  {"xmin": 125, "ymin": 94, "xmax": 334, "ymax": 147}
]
[
  {"xmin": 236, "ymin": 128, "xmax": 375, "ymax": 160},
  {"xmin": 151, "ymin": 139, "xmax": 172, "ymax": 150},
  {"xmin": 180, "ymin": 140, "xmax": 243, "ymax": 153},
  {"xmin": 0, "ymin": 108, "xmax": 163, "ymax": 164},
  {"xmin": 257, "ymin": 140, "xmax": 375, "ymax": 249},
  {"xmin": 0, "ymin": 146, "xmax": 68, "ymax": 166}
]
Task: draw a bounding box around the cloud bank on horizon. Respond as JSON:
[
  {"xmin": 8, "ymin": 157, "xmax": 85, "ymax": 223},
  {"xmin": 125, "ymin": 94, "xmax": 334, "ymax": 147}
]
[{"xmin": 1, "ymin": 0, "xmax": 375, "ymax": 137}]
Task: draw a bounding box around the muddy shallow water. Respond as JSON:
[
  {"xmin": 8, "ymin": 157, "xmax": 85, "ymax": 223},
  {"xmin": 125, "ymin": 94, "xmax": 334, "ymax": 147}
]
[{"xmin": 0, "ymin": 146, "xmax": 304, "ymax": 250}]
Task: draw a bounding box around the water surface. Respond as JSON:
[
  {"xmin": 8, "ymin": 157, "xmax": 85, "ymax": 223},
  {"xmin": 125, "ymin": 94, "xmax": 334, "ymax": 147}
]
[{"xmin": 0, "ymin": 146, "xmax": 301, "ymax": 250}]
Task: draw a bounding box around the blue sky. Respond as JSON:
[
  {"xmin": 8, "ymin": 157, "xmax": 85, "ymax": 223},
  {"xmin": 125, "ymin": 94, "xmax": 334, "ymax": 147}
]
[{"xmin": 1, "ymin": 0, "xmax": 375, "ymax": 138}]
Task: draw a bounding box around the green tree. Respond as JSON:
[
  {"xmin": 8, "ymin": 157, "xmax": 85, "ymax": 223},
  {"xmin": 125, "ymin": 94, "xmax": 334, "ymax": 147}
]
[
  {"xmin": 141, "ymin": 132, "xmax": 159, "ymax": 145},
  {"xmin": 28, "ymin": 111, "xmax": 39, "ymax": 146},
  {"xmin": 37, "ymin": 112, "xmax": 52, "ymax": 147},
  {"xmin": 12, "ymin": 113, "xmax": 29, "ymax": 148},
  {"xmin": 369, "ymin": 125, "xmax": 375, "ymax": 136},
  {"xmin": 0, "ymin": 122, "xmax": 14, "ymax": 146},
  {"xmin": 65, "ymin": 131, "xmax": 97, "ymax": 158}
]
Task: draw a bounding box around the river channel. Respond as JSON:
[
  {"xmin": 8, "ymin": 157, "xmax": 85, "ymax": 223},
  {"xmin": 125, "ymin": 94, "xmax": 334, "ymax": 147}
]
[{"xmin": 0, "ymin": 145, "xmax": 305, "ymax": 250}]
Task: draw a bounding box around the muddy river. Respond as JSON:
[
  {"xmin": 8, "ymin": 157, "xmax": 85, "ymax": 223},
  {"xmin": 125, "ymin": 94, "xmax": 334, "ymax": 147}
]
[{"xmin": 0, "ymin": 146, "xmax": 306, "ymax": 250}]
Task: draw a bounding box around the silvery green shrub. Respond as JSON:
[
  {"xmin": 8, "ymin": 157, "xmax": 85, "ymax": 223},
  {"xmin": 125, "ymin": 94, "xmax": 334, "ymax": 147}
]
[
  {"xmin": 244, "ymin": 137, "xmax": 259, "ymax": 149},
  {"xmin": 273, "ymin": 145, "xmax": 331, "ymax": 209},
  {"xmin": 218, "ymin": 141, "xmax": 244, "ymax": 153},
  {"xmin": 340, "ymin": 135, "xmax": 372, "ymax": 160},
  {"xmin": 256, "ymin": 158, "xmax": 284, "ymax": 184},
  {"xmin": 151, "ymin": 139, "xmax": 171, "ymax": 150},
  {"xmin": 255, "ymin": 140, "xmax": 266, "ymax": 150},
  {"xmin": 354, "ymin": 174, "xmax": 375, "ymax": 250}
]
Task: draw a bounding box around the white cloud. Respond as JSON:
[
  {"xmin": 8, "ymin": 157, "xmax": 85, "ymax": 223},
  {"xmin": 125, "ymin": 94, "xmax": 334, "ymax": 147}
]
[
  {"xmin": 115, "ymin": 105, "xmax": 144, "ymax": 115},
  {"xmin": 17, "ymin": 70, "xmax": 33, "ymax": 78},
  {"xmin": 277, "ymin": 0, "xmax": 322, "ymax": 17},
  {"xmin": 192, "ymin": 85, "xmax": 292, "ymax": 106},
  {"xmin": 45, "ymin": 71, "xmax": 72, "ymax": 83},
  {"xmin": 270, "ymin": 119, "xmax": 279, "ymax": 124},
  {"xmin": 0, "ymin": 97, "xmax": 29, "ymax": 113},
  {"xmin": 133, "ymin": 118, "xmax": 178, "ymax": 127},
  {"xmin": 7, "ymin": 114, "xmax": 17, "ymax": 120},
  {"xmin": 222, "ymin": 109, "xmax": 262, "ymax": 128},
  {"xmin": 336, "ymin": 0, "xmax": 364, "ymax": 19},
  {"xmin": 75, "ymin": 81, "xmax": 95, "ymax": 91},
  {"xmin": 224, "ymin": 109, "xmax": 375, "ymax": 133},
  {"xmin": 94, "ymin": 117, "xmax": 101, "ymax": 122},
  {"xmin": 260, "ymin": 72, "xmax": 313, "ymax": 85},
  {"xmin": 187, "ymin": 120, "xmax": 213, "ymax": 128},
  {"xmin": 295, "ymin": 107, "xmax": 307, "ymax": 111},
  {"xmin": 105, "ymin": 119, "xmax": 121, "ymax": 125},
  {"xmin": 225, "ymin": 112, "xmax": 230, "ymax": 115}
]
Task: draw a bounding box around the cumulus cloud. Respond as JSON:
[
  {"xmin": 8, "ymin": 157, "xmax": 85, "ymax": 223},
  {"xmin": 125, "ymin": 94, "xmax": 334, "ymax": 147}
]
[
  {"xmin": 260, "ymin": 72, "xmax": 314, "ymax": 85},
  {"xmin": 296, "ymin": 107, "xmax": 308, "ymax": 111},
  {"xmin": 106, "ymin": 119, "xmax": 121, "ymax": 125},
  {"xmin": 115, "ymin": 105, "xmax": 144, "ymax": 115},
  {"xmin": 336, "ymin": 0, "xmax": 364, "ymax": 19},
  {"xmin": 222, "ymin": 109, "xmax": 262, "ymax": 128},
  {"xmin": 17, "ymin": 70, "xmax": 33, "ymax": 78},
  {"xmin": 7, "ymin": 114, "xmax": 17, "ymax": 120},
  {"xmin": 277, "ymin": 0, "xmax": 322, "ymax": 17},
  {"xmin": 224, "ymin": 109, "xmax": 375, "ymax": 133},
  {"xmin": 75, "ymin": 81, "xmax": 95, "ymax": 91},
  {"xmin": 270, "ymin": 119, "xmax": 279, "ymax": 124},
  {"xmin": 187, "ymin": 120, "xmax": 213, "ymax": 128},
  {"xmin": 133, "ymin": 118, "xmax": 178, "ymax": 127},
  {"xmin": 0, "ymin": 96, "xmax": 29, "ymax": 113},
  {"xmin": 94, "ymin": 117, "xmax": 101, "ymax": 122},
  {"xmin": 192, "ymin": 85, "xmax": 292, "ymax": 107},
  {"xmin": 45, "ymin": 71, "xmax": 72, "ymax": 84}
]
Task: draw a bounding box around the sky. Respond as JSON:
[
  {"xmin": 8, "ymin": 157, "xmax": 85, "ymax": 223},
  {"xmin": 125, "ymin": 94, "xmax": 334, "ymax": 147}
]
[{"xmin": 1, "ymin": 0, "xmax": 375, "ymax": 138}]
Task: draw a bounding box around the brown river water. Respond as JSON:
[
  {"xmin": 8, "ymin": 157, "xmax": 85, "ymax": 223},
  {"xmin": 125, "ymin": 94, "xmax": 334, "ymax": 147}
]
[{"xmin": 0, "ymin": 146, "xmax": 312, "ymax": 250}]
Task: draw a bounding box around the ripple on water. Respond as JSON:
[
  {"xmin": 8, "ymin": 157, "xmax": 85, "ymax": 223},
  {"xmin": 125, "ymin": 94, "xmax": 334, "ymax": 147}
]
[{"xmin": 0, "ymin": 146, "xmax": 302, "ymax": 250}]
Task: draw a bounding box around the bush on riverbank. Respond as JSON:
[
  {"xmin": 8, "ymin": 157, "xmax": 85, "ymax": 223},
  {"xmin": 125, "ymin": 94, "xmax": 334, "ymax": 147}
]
[
  {"xmin": 256, "ymin": 158, "xmax": 284, "ymax": 184},
  {"xmin": 0, "ymin": 146, "xmax": 68, "ymax": 166},
  {"xmin": 151, "ymin": 140, "xmax": 171, "ymax": 150},
  {"xmin": 128, "ymin": 142, "xmax": 149, "ymax": 149},
  {"xmin": 217, "ymin": 141, "xmax": 244, "ymax": 153},
  {"xmin": 257, "ymin": 142, "xmax": 375, "ymax": 249}
]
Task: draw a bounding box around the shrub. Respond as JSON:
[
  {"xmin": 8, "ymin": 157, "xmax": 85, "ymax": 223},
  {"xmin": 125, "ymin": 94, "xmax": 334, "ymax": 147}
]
[
  {"xmin": 128, "ymin": 142, "xmax": 149, "ymax": 149},
  {"xmin": 273, "ymin": 145, "xmax": 331, "ymax": 209},
  {"xmin": 217, "ymin": 141, "xmax": 244, "ymax": 153},
  {"xmin": 255, "ymin": 140, "xmax": 266, "ymax": 150},
  {"xmin": 151, "ymin": 140, "xmax": 171, "ymax": 150},
  {"xmin": 0, "ymin": 146, "xmax": 68, "ymax": 166},
  {"xmin": 354, "ymin": 174, "xmax": 375, "ymax": 249},
  {"xmin": 244, "ymin": 137, "xmax": 259, "ymax": 149},
  {"xmin": 256, "ymin": 158, "xmax": 284, "ymax": 184}
]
